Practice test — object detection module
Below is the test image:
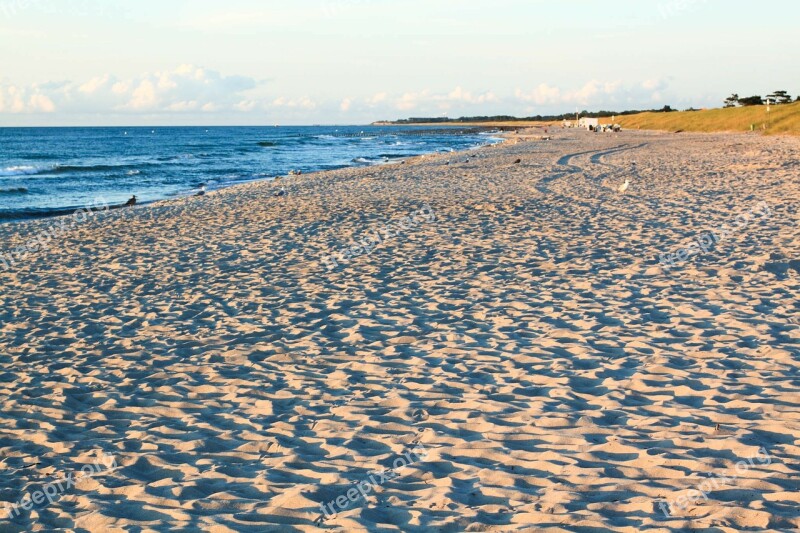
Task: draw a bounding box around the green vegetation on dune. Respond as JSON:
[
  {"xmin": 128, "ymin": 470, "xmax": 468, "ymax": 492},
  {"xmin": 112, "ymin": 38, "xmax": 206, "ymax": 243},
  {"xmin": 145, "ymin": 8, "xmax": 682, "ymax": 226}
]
[
  {"xmin": 384, "ymin": 100, "xmax": 800, "ymax": 136},
  {"xmin": 610, "ymin": 101, "xmax": 800, "ymax": 135}
]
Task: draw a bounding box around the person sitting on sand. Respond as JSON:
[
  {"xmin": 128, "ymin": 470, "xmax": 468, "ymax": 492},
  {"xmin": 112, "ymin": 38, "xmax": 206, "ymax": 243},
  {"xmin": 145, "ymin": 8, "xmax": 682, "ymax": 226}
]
[{"xmin": 125, "ymin": 195, "xmax": 137, "ymax": 207}]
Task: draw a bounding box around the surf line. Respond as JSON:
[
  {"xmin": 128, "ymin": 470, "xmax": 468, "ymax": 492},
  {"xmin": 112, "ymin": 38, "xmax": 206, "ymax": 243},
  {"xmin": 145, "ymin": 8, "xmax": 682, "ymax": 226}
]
[{"xmin": 0, "ymin": 197, "xmax": 110, "ymax": 272}]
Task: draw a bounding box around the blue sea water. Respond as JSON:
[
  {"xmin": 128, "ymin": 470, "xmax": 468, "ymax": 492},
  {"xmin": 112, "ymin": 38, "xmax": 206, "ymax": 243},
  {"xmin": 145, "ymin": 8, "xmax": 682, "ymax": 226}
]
[{"xmin": 0, "ymin": 126, "xmax": 500, "ymax": 222}]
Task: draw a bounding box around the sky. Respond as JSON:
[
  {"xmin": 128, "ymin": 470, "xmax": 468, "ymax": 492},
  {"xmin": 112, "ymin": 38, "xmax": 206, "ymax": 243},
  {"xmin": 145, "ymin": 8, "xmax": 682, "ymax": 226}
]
[{"xmin": 0, "ymin": 0, "xmax": 798, "ymax": 126}]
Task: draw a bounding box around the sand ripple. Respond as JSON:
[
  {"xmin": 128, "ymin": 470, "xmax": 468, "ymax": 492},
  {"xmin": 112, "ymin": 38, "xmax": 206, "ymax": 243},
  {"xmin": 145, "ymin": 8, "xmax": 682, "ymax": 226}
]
[{"xmin": 1, "ymin": 129, "xmax": 798, "ymax": 531}]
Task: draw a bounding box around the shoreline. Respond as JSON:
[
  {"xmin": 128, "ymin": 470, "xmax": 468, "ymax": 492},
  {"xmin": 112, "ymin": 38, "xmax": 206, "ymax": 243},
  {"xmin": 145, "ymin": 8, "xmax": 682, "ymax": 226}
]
[
  {"xmin": 1, "ymin": 128, "xmax": 798, "ymax": 531},
  {"xmin": 0, "ymin": 130, "xmax": 515, "ymax": 272},
  {"xmin": 0, "ymin": 127, "xmax": 506, "ymax": 226}
]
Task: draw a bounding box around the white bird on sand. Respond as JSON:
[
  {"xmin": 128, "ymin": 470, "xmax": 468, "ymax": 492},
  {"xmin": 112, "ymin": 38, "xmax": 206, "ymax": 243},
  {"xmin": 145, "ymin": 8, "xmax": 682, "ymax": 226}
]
[
  {"xmin": 274, "ymin": 187, "xmax": 287, "ymax": 197},
  {"xmin": 618, "ymin": 160, "xmax": 636, "ymax": 193}
]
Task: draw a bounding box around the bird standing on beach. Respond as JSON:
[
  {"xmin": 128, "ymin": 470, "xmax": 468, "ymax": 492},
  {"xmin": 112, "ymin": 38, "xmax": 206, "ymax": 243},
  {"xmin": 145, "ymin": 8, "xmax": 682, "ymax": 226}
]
[
  {"xmin": 125, "ymin": 195, "xmax": 137, "ymax": 206},
  {"xmin": 618, "ymin": 160, "xmax": 637, "ymax": 194},
  {"xmin": 274, "ymin": 187, "xmax": 287, "ymax": 197}
]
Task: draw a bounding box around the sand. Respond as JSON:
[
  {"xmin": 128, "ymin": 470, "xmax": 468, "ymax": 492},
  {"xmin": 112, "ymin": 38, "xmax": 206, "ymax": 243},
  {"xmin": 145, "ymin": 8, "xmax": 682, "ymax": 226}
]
[{"xmin": 0, "ymin": 128, "xmax": 798, "ymax": 532}]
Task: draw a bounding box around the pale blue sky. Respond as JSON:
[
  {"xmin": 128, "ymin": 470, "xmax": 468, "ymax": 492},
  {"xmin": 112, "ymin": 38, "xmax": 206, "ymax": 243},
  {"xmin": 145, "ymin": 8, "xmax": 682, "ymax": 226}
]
[{"xmin": 1, "ymin": 0, "xmax": 798, "ymax": 125}]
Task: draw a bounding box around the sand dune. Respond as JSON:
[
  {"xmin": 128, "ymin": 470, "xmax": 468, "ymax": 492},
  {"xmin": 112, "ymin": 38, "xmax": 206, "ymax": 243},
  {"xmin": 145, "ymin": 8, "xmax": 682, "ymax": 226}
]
[{"xmin": 1, "ymin": 129, "xmax": 798, "ymax": 531}]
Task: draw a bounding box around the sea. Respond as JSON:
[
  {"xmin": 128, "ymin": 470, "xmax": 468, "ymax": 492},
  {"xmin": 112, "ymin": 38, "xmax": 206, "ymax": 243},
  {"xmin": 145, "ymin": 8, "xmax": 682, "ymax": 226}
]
[{"xmin": 0, "ymin": 126, "xmax": 500, "ymax": 223}]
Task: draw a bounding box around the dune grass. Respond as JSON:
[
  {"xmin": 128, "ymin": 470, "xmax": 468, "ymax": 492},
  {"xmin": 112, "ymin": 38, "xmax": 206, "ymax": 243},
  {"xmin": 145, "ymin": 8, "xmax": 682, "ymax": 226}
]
[
  {"xmin": 386, "ymin": 102, "xmax": 800, "ymax": 136},
  {"xmin": 606, "ymin": 101, "xmax": 800, "ymax": 136}
]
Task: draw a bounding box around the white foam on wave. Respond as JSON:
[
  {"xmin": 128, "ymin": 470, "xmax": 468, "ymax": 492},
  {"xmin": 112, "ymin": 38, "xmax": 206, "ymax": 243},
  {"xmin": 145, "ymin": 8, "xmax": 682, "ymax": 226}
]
[{"xmin": 0, "ymin": 165, "xmax": 45, "ymax": 177}]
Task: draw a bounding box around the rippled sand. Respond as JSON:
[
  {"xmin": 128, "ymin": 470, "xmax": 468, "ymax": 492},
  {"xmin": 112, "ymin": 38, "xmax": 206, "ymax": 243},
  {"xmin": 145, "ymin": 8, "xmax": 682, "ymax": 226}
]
[{"xmin": 1, "ymin": 129, "xmax": 798, "ymax": 532}]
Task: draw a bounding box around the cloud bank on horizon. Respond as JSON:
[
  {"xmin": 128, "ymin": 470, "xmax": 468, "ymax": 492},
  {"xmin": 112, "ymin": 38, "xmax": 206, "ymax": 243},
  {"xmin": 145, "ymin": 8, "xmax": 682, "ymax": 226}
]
[
  {"xmin": 0, "ymin": 0, "xmax": 798, "ymax": 125},
  {"xmin": 0, "ymin": 66, "xmax": 673, "ymax": 123}
]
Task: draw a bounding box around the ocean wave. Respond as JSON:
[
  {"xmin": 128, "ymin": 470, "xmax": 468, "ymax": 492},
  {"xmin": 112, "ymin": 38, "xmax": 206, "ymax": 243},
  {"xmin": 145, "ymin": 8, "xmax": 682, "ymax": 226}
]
[
  {"xmin": 0, "ymin": 187, "xmax": 29, "ymax": 194},
  {"xmin": 0, "ymin": 165, "xmax": 45, "ymax": 177},
  {"xmin": 53, "ymin": 164, "xmax": 133, "ymax": 174},
  {"xmin": 351, "ymin": 155, "xmax": 407, "ymax": 165},
  {"xmin": 0, "ymin": 127, "xmax": 497, "ymax": 224},
  {"xmin": 0, "ymin": 206, "xmax": 85, "ymax": 221},
  {"xmin": 2, "ymin": 163, "xmax": 157, "ymax": 177}
]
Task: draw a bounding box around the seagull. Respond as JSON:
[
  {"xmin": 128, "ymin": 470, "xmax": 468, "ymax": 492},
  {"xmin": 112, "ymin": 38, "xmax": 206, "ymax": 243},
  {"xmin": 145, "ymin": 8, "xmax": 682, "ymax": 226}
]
[
  {"xmin": 197, "ymin": 185, "xmax": 206, "ymax": 197},
  {"xmin": 274, "ymin": 187, "xmax": 287, "ymax": 197},
  {"xmin": 618, "ymin": 161, "xmax": 636, "ymax": 193}
]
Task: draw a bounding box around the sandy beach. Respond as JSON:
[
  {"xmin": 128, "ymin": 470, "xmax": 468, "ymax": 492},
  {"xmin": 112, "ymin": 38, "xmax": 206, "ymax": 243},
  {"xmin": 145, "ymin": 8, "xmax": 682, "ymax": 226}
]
[{"xmin": 1, "ymin": 128, "xmax": 799, "ymax": 532}]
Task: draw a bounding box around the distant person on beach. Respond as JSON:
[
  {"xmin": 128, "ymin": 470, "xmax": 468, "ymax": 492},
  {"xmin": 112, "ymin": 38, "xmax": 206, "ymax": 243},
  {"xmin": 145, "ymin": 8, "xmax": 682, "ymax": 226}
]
[{"xmin": 125, "ymin": 195, "xmax": 137, "ymax": 207}]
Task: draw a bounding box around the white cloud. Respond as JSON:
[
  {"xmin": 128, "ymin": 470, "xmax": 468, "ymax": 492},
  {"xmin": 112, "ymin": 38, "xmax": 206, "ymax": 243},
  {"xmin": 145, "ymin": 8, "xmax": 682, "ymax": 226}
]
[
  {"xmin": 234, "ymin": 100, "xmax": 258, "ymax": 112},
  {"xmin": 396, "ymin": 91, "xmax": 427, "ymax": 111},
  {"xmin": 642, "ymin": 78, "xmax": 668, "ymax": 91},
  {"xmin": 0, "ymin": 68, "xmax": 676, "ymax": 122},
  {"xmin": 379, "ymin": 87, "xmax": 498, "ymax": 112},
  {"xmin": 0, "ymin": 65, "xmax": 259, "ymax": 115},
  {"xmin": 118, "ymin": 65, "xmax": 256, "ymax": 112},
  {"xmin": 447, "ymin": 86, "xmax": 498, "ymax": 105},
  {"xmin": 78, "ymin": 75, "xmax": 112, "ymax": 95},
  {"xmin": 367, "ymin": 92, "xmax": 388, "ymax": 106},
  {"xmin": 29, "ymin": 93, "xmax": 56, "ymax": 113},
  {"xmin": 111, "ymin": 81, "xmax": 130, "ymax": 95},
  {"xmin": 0, "ymin": 84, "xmax": 56, "ymax": 113},
  {"xmin": 128, "ymin": 79, "xmax": 158, "ymax": 110},
  {"xmin": 515, "ymin": 84, "xmax": 561, "ymax": 105},
  {"xmin": 166, "ymin": 100, "xmax": 199, "ymax": 112},
  {"xmin": 272, "ymin": 96, "xmax": 317, "ymax": 110},
  {"xmin": 515, "ymin": 79, "xmax": 671, "ymax": 110}
]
